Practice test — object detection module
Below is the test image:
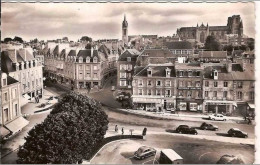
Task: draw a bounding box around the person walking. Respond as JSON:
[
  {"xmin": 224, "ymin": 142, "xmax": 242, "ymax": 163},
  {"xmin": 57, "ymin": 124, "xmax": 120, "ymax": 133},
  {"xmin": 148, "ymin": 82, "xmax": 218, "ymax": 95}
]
[
  {"xmin": 115, "ymin": 125, "xmax": 118, "ymax": 133},
  {"xmin": 122, "ymin": 127, "xmax": 124, "ymax": 135}
]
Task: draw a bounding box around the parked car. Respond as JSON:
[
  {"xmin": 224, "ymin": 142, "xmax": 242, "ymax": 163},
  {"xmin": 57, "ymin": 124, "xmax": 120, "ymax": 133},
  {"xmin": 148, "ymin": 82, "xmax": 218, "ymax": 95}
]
[
  {"xmin": 227, "ymin": 128, "xmax": 248, "ymax": 138},
  {"xmin": 208, "ymin": 114, "xmax": 227, "ymax": 121},
  {"xmin": 176, "ymin": 125, "xmax": 198, "ymax": 135},
  {"xmin": 200, "ymin": 122, "xmax": 218, "ymax": 131},
  {"xmin": 134, "ymin": 146, "xmax": 156, "ymax": 160}
]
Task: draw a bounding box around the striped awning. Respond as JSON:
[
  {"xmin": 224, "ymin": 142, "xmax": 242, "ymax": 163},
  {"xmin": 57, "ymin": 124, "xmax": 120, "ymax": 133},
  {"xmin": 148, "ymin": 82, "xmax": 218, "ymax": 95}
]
[
  {"xmin": 5, "ymin": 116, "xmax": 29, "ymax": 134},
  {"xmin": 1, "ymin": 126, "xmax": 10, "ymax": 138}
]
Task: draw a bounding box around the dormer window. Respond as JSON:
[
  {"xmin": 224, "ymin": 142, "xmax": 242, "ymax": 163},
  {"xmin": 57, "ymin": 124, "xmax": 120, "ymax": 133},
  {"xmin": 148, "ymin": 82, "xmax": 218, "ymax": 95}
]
[
  {"xmin": 93, "ymin": 57, "xmax": 98, "ymax": 63},
  {"xmin": 79, "ymin": 57, "xmax": 83, "ymax": 63},
  {"xmin": 127, "ymin": 57, "xmax": 131, "ymax": 62},
  {"xmin": 3, "ymin": 78, "xmax": 7, "ymax": 86},
  {"xmin": 165, "ymin": 68, "xmax": 171, "ymax": 78},
  {"xmin": 147, "ymin": 68, "xmax": 152, "ymax": 77},
  {"xmin": 86, "ymin": 57, "xmax": 90, "ymax": 63}
]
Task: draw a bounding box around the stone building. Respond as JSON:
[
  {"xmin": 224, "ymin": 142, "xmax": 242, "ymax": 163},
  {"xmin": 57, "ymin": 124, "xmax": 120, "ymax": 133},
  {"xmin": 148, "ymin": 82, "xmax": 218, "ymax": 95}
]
[
  {"xmin": 175, "ymin": 63, "xmax": 204, "ymax": 111},
  {"xmin": 177, "ymin": 15, "xmax": 243, "ymax": 45},
  {"xmin": 1, "ymin": 72, "xmax": 29, "ymax": 140},
  {"xmin": 198, "ymin": 51, "xmax": 228, "ymax": 63},
  {"xmin": 1, "ymin": 49, "xmax": 44, "ymax": 103},
  {"xmin": 117, "ymin": 49, "xmax": 140, "ymax": 93},
  {"xmin": 132, "ymin": 63, "xmax": 176, "ymax": 111},
  {"xmin": 164, "ymin": 41, "xmax": 193, "ymax": 63}
]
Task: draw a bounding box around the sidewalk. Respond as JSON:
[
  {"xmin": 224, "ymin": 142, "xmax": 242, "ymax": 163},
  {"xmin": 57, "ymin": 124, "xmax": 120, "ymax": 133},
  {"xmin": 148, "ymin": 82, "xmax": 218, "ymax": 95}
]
[
  {"xmin": 117, "ymin": 108, "xmax": 244, "ymax": 123},
  {"xmin": 21, "ymin": 89, "xmax": 58, "ymax": 115}
]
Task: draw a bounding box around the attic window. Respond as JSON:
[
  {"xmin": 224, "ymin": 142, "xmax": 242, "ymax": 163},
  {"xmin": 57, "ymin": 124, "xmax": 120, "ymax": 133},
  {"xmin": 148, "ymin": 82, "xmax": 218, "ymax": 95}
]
[
  {"xmin": 79, "ymin": 57, "xmax": 83, "ymax": 63},
  {"xmin": 127, "ymin": 57, "xmax": 131, "ymax": 62},
  {"xmin": 86, "ymin": 57, "xmax": 90, "ymax": 63},
  {"xmin": 93, "ymin": 57, "xmax": 98, "ymax": 63},
  {"xmin": 3, "ymin": 78, "xmax": 7, "ymax": 86}
]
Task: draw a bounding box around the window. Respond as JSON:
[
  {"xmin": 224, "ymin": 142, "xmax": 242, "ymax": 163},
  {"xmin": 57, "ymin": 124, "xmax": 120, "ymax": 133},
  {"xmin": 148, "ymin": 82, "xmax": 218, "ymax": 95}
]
[
  {"xmin": 127, "ymin": 57, "xmax": 131, "ymax": 62},
  {"xmin": 12, "ymin": 89, "xmax": 17, "ymax": 99},
  {"xmin": 166, "ymin": 71, "xmax": 171, "ymax": 77},
  {"xmin": 196, "ymin": 81, "xmax": 201, "ymax": 87},
  {"xmin": 214, "ymin": 82, "xmax": 218, "ymax": 87},
  {"xmin": 4, "ymin": 108, "xmax": 9, "ymax": 122},
  {"xmin": 188, "ymin": 71, "xmax": 192, "ymax": 77},
  {"xmin": 148, "ymin": 89, "xmax": 152, "ymax": 95},
  {"xmin": 120, "ymin": 72, "xmax": 126, "ymax": 78},
  {"xmin": 79, "ymin": 72, "xmax": 83, "ymax": 79},
  {"xmin": 156, "ymin": 80, "xmax": 161, "ymax": 86},
  {"xmin": 79, "ymin": 57, "xmax": 83, "ymax": 63},
  {"xmin": 224, "ymin": 82, "xmax": 228, "ymax": 87},
  {"xmin": 86, "ymin": 57, "xmax": 90, "ymax": 63},
  {"xmin": 250, "ymin": 92, "xmax": 254, "ymax": 100},
  {"xmin": 138, "ymin": 89, "xmax": 143, "ymax": 95},
  {"xmin": 3, "ymin": 78, "xmax": 7, "ymax": 86},
  {"xmin": 165, "ymin": 80, "xmax": 171, "ymax": 87},
  {"xmin": 205, "ymin": 81, "xmax": 209, "ymax": 87},
  {"xmin": 32, "ymin": 81, "xmax": 34, "ymax": 88},
  {"xmin": 93, "ymin": 57, "xmax": 98, "ymax": 63},
  {"xmin": 93, "ymin": 73, "xmax": 98, "ymax": 78},
  {"xmin": 86, "ymin": 65, "xmax": 90, "ymax": 70},
  {"xmin": 15, "ymin": 104, "xmax": 18, "ymax": 116},
  {"xmin": 79, "ymin": 65, "xmax": 83, "ymax": 70},
  {"xmin": 196, "ymin": 71, "xmax": 200, "ymax": 77},
  {"xmin": 120, "ymin": 64, "xmax": 126, "ymax": 70},
  {"xmin": 179, "ymin": 81, "xmax": 183, "ymax": 87},
  {"xmin": 147, "ymin": 80, "xmax": 152, "ymax": 86},
  {"xmin": 237, "ymin": 92, "xmax": 243, "ymax": 100},
  {"xmin": 223, "ymin": 91, "xmax": 227, "ymax": 98},
  {"xmin": 179, "ymin": 71, "xmax": 183, "ymax": 77},
  {"xmin": 187, "ymin": 91, "xmax": 192, "ymax": 97},
  {"xmin": 187, "ymin": 81, "xmax": 192, "ymax": 87},
  {"xmin": 138, "ymin": 80, "xmax": 143, "ymax": 86},
  {"xmin": 4, "ymin": 92, "xmax": 8, "ymax": 101},
  {"xmin": 165, "ymin": 89, "xmax": 171, "ymax": 96},
  {"xmin": 120, "ymin": 80, "xmax": 126, "ymax": 86},
  {"xmin": 156, "ymin": 89, "xmax": 161, "ymax": 95},
  {"xmin": 213, "ymin": 91, "xmax": 217, "ymax": 97},
  {"xmin": 179, "ymin": 91, "xmax": 183, "ymax": 97},
  {"xmin": 237, "ymin": 82, "xmax": 243, "ymax": 88},
  {"xmin": 93, "ymin": 65, "xmax": 98, "ymax": 70},
  {"xmin": 128, "ymin": 64, "xmax": 132, "ymax": 70},
  {"xmin": 205, "ymin": 91, "xmax": 208, "ymax": 97}
]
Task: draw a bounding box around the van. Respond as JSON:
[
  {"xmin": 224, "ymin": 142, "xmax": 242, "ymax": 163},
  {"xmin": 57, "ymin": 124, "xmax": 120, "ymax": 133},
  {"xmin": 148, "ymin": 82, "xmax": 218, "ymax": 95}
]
[{"xmin": 159, "ymin": 149, "xmax": 183, "ymax": 164}]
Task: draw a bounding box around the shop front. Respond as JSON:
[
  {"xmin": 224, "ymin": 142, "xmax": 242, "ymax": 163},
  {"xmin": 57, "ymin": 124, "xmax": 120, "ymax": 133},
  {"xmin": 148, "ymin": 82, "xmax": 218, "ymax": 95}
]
[
  {"xmin": 203, "ymin": 100, "xmax": 236, "ymax": 115},
  {"xmin": 176, "ymin": 99, "xmax": 203, "ymax": 112}
]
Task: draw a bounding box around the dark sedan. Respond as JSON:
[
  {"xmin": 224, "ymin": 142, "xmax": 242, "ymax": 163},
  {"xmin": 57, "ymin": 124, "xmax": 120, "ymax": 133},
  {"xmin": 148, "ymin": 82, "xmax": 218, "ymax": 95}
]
[
  {"xmin": 227, "ymin": 128, "xmax": 248, "ymax": 138},
  {"xmin": 176, "ymin": 125, "xmax": 198, "ymax": 135},
  {"xmin": 200, "ymin": 122, "xmax": 218, "ymax": 131}
]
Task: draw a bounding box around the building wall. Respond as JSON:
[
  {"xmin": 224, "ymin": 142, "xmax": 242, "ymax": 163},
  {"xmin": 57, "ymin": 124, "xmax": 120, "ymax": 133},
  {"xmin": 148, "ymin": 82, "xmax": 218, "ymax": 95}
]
[
  {"xmin": 117, "ymin": 61, "xmax": 135, "ymax": 91},
  {"xmin": 1, "ymin": 78, "xmax": 21, "ymax": 125}
]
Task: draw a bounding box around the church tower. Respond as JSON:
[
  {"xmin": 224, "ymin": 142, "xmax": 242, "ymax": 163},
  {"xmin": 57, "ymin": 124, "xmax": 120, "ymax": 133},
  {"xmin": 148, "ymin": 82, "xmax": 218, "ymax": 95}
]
[{"xmin": 122, "ymin": 14, "xmax": 128, "ymax": 45}]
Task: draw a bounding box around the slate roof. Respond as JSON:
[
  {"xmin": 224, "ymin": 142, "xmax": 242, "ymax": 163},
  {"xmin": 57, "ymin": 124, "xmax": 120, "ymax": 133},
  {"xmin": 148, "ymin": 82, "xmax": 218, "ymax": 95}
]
[
  {"xmin": 118, "ymin": 49, "xmax": 140, "ymax": 61},
  {"xmin": 199, "ymin": 51, "xmax": 227, "ymax": 58},
  {"xmin": 134, "ymin": 65, "xmax": 176, "ymax": 77},
  {"xmin": 209, "ymin": 26, "xmax": 229, "ymax": 31},
  {"xmin": 175, "ymin": 63, "xmax": 203, "ymax": 70},
  {"xmin": 139, "ymin": 49, "xmax": 174, "ymax": 58},
  {"xmin": 164, "ymin": 41, "xmax": 192, "ymax": 50},
  {"xmin": 7, "ymin": 76, "xmax": 19, "ymax": 85}
]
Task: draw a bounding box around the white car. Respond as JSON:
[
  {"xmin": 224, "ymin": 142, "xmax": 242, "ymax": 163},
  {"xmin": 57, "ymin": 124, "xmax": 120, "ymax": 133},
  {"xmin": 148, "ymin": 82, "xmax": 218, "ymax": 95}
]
[{"xmin": 208, "ymin": 114, "xmax": 227, "ymax": 121}]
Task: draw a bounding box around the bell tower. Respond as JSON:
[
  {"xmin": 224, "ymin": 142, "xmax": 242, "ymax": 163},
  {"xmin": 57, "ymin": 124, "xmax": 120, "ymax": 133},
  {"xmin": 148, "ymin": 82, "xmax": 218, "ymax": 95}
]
[{"xmin": 122, "ymin": 14, "xmax": 128, "ymax": 45}]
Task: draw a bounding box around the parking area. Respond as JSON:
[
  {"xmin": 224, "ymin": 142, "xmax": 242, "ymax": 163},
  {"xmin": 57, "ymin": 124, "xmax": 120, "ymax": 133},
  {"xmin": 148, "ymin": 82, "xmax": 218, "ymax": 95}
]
[{"xmin": 90, "ymin": 134, "xmax": 254, "ymax": 164}]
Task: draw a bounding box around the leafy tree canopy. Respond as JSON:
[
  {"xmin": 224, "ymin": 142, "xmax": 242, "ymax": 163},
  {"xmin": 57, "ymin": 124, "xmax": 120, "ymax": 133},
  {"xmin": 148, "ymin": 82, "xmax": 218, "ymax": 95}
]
[
  {"xmin": 17, "ymin": 92, "xmax": 108, "ymax": 164},
  {"xmin": 80, "ymin": 36, "xmax": 92, "ymax": 42},
  {"xmin": 204, "ymin": 36, "xmax": 221, "ymax": 51},
  {"xmin": 13, "ymin": 36, "xmax": 24, "ymax": 43},
  {"xmin": 4, "ymin": 37, "xmax": 13, "ymax": 43}
]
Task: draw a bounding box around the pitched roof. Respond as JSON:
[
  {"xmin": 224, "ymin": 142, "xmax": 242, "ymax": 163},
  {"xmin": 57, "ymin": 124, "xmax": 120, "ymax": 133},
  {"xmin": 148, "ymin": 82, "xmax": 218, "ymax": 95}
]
[
  {"xmin": 209, "ymin": 26, "xmax": 229, "ymax": 31},
  {"xmin": 139, "ymin": 49, "xmax": 174, "ymax": 58},
  {"xmin": 199, "ymin": 51, "xmax": 227, "ymax": 58},
  {"xmin": 134, "ymin": 64, "xmax": 175, "ymax": 77},
  {"xmin": 118, "ymin": 49, "xmax": 140, "ymax": 61},
  {"xmin": 175, "ymin": 62, "xmax": 203, "ymax": 70},
  {"xmin": 7, "ymin": 76, "xmax": 19, "ymax": 85},
  {"xmin": 77, "ymin": 49, "xmax": 99, "ymax": 59},
  {"xmin": 165, "ymin": 41, "xmax": 192, "ymax": 50}
]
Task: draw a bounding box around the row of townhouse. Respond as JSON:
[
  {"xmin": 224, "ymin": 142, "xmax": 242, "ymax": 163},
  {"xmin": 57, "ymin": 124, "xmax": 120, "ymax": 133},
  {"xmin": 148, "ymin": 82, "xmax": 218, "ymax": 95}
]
[
  {"xmin": 44, "ymin": 42, "xmax": 118, "ymax": 89},
  {"xmin": 131, "ymin": 60, "xmax": 254, "ymax": 115},
  {"xmin": 1, "ymin": 49, "xmax": 44, "ymax": 103}
]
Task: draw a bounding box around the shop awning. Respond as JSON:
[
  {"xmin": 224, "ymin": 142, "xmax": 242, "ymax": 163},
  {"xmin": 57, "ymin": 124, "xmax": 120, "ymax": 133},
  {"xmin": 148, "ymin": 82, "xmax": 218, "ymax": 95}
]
[
  {"xmin": 1, "ymin": 126, "xmax": 11, "ymax": 138},
  {"xmin": 5, "ymin": 116, "xmax": 29, "ymax": 134},
  {"xmin": 248, "ymin": 103, "xmax": 255, "ymax": 109}
]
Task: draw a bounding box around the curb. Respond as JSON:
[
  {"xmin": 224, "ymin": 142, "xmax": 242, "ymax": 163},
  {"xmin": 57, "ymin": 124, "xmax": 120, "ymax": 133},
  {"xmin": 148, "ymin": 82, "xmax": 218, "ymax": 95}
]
[{"xmin": 1, "ymin": 146, "xmax": 19, "ymax": 159}]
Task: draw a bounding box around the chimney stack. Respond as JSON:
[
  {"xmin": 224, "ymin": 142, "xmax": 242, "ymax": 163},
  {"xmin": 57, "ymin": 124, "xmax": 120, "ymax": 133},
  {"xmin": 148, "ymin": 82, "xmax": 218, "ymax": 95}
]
[
  {"xmin": 91, "ymin": 46, "xmax": 94, "ymax": 57},
  {"xmin": 226, "ymin": 60, "xmax": 232, "ymax": 73}
]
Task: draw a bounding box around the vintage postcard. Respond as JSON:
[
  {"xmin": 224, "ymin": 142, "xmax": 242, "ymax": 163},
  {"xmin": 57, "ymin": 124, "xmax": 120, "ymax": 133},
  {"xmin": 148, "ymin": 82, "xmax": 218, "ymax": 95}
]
[{"xmin": 0, "ymin": 2, "xmax": 257, "ymax": 164}]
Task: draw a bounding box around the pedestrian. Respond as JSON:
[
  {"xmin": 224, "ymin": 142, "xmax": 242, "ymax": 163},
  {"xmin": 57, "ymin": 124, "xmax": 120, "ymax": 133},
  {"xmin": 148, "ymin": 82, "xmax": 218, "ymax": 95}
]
[
  {"xmin": 37, "ymin": 96, "xmax": 40, "ymax": 103},
  {"xmin": 248, "ymin": 118, "xmax": 252, "ymax": 125},
  {"xmin": 34, "ymin": 96, "xmax": 37, "ymax": 103},
  {"xmin": 115, "ymin": 125, "xmax": 118, "ymax": 133},
  {"xmin": 122, "ymin": 127, "xmax": 124, "ymax": 135}
]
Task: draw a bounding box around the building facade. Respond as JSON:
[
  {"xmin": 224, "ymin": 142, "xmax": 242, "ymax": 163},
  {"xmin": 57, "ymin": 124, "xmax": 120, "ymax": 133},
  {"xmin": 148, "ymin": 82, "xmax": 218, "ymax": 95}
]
[
  {"xmin": 1, "ymin": 72, "xmax": 29, "ymax": 140},
  {"xmin": 132, "ymin": 64, "xmax": 176, "ymax": 111}
]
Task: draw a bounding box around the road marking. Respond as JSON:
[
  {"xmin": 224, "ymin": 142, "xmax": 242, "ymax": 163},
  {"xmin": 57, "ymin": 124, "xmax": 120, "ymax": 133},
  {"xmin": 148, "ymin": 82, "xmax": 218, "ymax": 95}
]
[{"xmin": 199, "ymin": 152, "xmax": 211, "ymax": 160}]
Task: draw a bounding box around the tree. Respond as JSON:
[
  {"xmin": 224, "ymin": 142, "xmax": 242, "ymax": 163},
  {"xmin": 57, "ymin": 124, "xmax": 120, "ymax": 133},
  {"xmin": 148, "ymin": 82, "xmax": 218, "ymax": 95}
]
[
  {"xmin": 13, "ymin": 36, "xmax": 24, "ymax": 43},
  {"xmin": 80, "ymin": 36, "xmax": 92, "ymax": 42},
  {"xmin": 17, "ymin": 92, "xmax": 109, "ymax": 164},
  {"xmin": 3, "ymin": 37, "xmax": 12, "ymax": 43},
  {"xmin": 204, "ymin": 36, "xmax": 221, "ymax": 51}
]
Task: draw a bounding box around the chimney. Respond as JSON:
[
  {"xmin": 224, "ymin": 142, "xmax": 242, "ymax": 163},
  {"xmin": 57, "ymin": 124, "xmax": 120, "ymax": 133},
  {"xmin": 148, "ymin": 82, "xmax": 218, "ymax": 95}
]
[
  {"xmin": 226, "ymin": 60, "xmax": 232, "ymax": 73},
  {"xmin": 147, "ymin": 67, "xmax": 152, "ymax": 77},
  {"xmin": 91, "ymin": 46, "xmax": 94, "ymax": 57}
]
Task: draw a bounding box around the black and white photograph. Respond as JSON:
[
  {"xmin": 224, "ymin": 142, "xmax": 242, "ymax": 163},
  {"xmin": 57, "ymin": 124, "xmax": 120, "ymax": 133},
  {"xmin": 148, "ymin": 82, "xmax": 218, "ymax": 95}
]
[{"xmin": 0, "ymin": 2, "xmax": 257, "ymax": 164}]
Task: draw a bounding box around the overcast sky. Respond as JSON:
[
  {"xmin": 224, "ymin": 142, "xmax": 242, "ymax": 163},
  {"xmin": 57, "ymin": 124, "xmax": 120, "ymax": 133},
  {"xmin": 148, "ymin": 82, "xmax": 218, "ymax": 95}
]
[{"xmin": 2, "ymin": 3, "xmax": 255, "ymax": 42}]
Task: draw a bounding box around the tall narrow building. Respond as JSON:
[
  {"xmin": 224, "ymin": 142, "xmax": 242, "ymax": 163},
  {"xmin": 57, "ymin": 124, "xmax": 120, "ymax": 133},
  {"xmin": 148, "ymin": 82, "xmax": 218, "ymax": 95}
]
[{"xmin": 122, "ymin": 14, "xmax": 128, "ymax": 45}]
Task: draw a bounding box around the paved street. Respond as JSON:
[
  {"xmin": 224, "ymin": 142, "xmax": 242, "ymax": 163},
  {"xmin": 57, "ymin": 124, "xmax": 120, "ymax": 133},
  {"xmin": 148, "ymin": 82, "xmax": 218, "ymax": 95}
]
[{"xmin": 91, "ymin": 134, "xmax": 254, "ymax": 164}]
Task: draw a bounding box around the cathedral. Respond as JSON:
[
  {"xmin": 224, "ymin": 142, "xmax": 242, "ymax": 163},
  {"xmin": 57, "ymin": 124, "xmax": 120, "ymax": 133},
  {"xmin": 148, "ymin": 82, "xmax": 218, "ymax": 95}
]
[
  {"xmin": 122, "ymin": 14, "xmax": 128, "ymax": 45},
  {"xmin": 176, "ymin": 15, "xmax": 243, "ymax": 44}
]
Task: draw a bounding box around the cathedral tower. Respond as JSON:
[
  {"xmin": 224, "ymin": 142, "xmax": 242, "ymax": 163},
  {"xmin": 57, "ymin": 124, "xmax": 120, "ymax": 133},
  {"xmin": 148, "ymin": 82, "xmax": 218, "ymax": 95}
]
[{"xmin": 122, "ymin": 14, "xmax": 128, "ymax": 45}]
